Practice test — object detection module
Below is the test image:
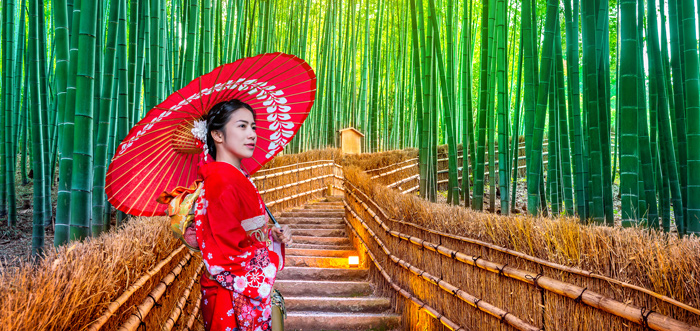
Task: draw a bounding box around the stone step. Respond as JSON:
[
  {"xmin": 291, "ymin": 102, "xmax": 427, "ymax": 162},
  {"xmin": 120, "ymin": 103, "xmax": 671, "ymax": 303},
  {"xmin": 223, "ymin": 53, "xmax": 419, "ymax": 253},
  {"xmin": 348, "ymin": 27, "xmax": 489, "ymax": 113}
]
[
  {"xmin": 288, "ymin": 243, "xmax": 354, "ymax": 250},
  {"xmin": 281, "ymin": 210, "xmax": 345, "ymax": 218},
  {"xmin": 293, "ymin": 208, "xmax": 344, "ymax": 213},
  {"xmin": 288, "ymin": 223, "xmax": 345, "ymax": 230},
  {"xmin": 291, "ymin": 228, "xmax": 346, "ymax": 237},
  {"xmin": 276, "ymin": 267, "xmax": 368, "ymax": 281},
  {"xmin": 285, "ymin": 312, "xmax": 400, "ymax": 331},
  {"xmin": 323, "ymin": 196, "xmax": 344, "ymax": 202},
  {"xmin": 286, "ymin": 248, "xmax": 356, "ymax": 258},
  {"xmin": 285, "ymin": 296, "xmax": 391, "ymax": 313},
  {"xmin": 304, "ymin": 203, "xmax": 343, "ymax": 209},
  {"xmin": 286, "ymin": 255, "xmax": 354, "ymax": 268},
  {"xmin": 293, "ymin": 236, "xmax": 350, "ymax": 246},
  {"xmin": 278, "ymin": 217, "xmax": 344, "ymax": 225},
  {"xmin": 311, "ymin": 200, "xmax": 344, "ymax": 204},
  {"xmin": 275, "ymin": 280, "xmax": 372, "ymax": 297}
]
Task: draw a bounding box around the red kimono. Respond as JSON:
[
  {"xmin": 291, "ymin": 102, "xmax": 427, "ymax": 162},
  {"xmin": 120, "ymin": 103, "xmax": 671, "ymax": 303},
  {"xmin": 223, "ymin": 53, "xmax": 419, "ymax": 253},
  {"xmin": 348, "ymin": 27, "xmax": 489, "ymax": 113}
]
[{"xmin": 194, "ymin": 161, "xmax": 285, "ymax": 331}]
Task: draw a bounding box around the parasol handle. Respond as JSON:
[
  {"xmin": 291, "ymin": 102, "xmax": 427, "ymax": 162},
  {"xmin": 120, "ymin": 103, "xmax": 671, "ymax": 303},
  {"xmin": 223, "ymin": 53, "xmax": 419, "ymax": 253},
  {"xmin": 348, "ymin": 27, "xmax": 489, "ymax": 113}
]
[{"xmin": 265, "ymin": 205, "xmax": 282, "ymax": 229}]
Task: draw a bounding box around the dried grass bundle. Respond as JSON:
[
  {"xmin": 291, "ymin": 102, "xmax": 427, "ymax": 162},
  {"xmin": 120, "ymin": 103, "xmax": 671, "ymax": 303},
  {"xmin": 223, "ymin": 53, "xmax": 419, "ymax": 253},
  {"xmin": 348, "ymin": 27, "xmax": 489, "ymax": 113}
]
[
  {"xmin": 261, "ymin": 148, "xmax": 343, "ymax": 170},
  {"xmin": 0, "ymin": 217, "xmax": 179, "ymax": 331},
  {"xmin": 346, "ymin": 148, "xmax": 418, "ymax": 172}
]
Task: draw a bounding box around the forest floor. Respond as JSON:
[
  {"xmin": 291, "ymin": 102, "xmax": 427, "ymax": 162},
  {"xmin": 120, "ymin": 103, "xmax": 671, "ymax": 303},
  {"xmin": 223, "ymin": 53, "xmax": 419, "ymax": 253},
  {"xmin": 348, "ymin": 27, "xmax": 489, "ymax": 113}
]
[{"xmin": 0, "ymin": 162, "xmax": 56, "ymax": 270}]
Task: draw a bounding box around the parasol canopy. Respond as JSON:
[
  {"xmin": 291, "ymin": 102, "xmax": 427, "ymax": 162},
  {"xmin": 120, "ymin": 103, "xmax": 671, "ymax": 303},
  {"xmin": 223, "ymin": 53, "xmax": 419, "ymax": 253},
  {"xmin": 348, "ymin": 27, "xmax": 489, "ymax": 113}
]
[{"xmin": 105, "ymin": 52, "xmax": 316, "ymax": 216}]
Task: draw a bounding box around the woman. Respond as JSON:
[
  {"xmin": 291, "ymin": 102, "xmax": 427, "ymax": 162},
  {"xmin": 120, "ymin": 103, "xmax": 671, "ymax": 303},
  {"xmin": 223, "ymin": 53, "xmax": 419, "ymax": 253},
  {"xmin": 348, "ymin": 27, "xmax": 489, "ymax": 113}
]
[{"xmin": 194, "ymin": 99, "xmax": 292, "ymax": 331}]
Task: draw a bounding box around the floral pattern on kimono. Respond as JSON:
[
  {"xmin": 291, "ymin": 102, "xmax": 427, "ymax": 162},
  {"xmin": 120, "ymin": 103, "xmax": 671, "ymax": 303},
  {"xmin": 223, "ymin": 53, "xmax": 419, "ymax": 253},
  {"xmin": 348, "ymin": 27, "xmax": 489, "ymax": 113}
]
[{"xmin": 195, "ymin": 161, "xmax": 284, "ymax": 331}]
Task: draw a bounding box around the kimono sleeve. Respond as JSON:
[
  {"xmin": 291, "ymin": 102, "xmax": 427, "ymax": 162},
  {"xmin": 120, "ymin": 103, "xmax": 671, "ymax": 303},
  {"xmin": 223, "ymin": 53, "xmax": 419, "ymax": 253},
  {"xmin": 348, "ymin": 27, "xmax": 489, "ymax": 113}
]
[{"xmin": 196, "ymin": 175, "xmax": 263, "ymax": 298}]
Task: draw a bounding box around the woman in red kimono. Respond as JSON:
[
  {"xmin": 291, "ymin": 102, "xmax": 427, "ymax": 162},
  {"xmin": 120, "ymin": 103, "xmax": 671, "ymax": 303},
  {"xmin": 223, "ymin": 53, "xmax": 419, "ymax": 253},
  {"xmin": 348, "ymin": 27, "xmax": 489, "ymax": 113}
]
[{"xmin": 194, "ymin": 99, "xmax": 292, "ymax": 331}]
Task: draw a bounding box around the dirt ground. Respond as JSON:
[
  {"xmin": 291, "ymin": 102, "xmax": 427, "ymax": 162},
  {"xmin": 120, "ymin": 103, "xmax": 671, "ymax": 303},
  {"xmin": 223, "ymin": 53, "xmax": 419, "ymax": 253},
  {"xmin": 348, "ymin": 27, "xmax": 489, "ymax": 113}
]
[{"xmin": 0, "ymin": 164, "xmax": 56, "ymax": 269}]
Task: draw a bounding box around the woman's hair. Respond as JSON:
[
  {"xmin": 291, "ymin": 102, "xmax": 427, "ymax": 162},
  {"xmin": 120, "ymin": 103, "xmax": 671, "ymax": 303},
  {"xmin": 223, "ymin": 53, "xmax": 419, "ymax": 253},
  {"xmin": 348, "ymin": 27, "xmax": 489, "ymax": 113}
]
[{"xmin": 206, "ymin": 99, "xmax": 256, "ymax": 160}]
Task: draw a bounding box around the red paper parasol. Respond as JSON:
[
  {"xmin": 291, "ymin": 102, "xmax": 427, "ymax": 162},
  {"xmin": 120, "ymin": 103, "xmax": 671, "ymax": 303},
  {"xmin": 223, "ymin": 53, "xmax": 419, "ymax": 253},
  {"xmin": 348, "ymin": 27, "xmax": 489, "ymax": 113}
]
[{"xmin": 105, "ymin": 52, "xmax": 316, "ymax": 216}]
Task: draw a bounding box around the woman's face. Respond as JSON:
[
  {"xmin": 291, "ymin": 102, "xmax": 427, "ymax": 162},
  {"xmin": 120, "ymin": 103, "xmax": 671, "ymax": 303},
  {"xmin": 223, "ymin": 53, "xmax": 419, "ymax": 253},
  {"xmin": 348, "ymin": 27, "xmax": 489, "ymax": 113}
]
[{"xmin": 214, "ymin": 108, "xmax": 257, "ymax": 161}]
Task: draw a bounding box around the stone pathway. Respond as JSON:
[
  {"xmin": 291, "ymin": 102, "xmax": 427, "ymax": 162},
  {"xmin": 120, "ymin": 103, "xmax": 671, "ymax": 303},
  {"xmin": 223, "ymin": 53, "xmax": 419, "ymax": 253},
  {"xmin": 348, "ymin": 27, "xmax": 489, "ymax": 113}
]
[{"xmin": 276, "ymin": 196, "xmax": 400, "ymax": 331}]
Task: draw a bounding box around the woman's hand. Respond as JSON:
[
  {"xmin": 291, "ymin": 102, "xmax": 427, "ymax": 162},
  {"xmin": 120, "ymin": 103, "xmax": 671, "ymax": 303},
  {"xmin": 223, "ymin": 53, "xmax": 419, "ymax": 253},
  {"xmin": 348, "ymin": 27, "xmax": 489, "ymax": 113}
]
[{"xmin": 271, "ymin": 224, "xmax": 293, "ymax": 245}]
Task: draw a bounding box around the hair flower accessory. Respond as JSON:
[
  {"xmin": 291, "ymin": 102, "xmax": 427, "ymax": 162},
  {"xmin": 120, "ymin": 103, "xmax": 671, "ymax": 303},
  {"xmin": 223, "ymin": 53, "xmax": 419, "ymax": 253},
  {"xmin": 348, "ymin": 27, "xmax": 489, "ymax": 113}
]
[
  {"xmin": 191, "ymin": 120, "xmax": 208, "ymax": 144},
  {"xmin": 191, "ymin": 119, "xmax": 209, "ymax": 163}
]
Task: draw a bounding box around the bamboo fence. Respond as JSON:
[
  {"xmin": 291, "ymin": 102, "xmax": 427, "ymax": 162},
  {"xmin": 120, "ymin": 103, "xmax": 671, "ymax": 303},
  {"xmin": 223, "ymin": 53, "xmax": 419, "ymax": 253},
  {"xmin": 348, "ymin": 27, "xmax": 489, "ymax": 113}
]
[
  {"xmin": 252, "ymin": 160, "xmax": 344, "ymax": 213},
  {"xmin": 343, "ymin": 167, "xmax": 700, "ymax": 331}
]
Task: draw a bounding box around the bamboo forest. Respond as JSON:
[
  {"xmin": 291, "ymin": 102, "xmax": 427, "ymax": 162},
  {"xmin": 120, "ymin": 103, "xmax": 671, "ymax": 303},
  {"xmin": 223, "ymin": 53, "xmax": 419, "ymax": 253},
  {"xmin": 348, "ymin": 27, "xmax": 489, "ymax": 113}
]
[
  {"xmin": 3, "ymin": 0, "xmax": 700, "ymax": 329},
  {"xmin": 2, "ymin": 0, "xmax": 700, "ymax": 249}
]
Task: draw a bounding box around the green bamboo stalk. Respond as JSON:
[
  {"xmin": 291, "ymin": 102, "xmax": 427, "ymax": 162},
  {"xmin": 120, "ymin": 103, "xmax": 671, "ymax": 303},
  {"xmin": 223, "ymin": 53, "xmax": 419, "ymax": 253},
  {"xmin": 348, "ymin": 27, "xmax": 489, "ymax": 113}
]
[
  {"xmin": 12, "ymin": 0, "xmax": 27, "ymax": 157},
  {"xmin": 596, "ymin": 0, "xmax": 614, "ymax": 225},
  {"xmin": 460, "ymin": 0, "xmax": 473, "ymax": 207},
  {"xmin": 55, "ymin": 0, "xmax": 82, "ymax": 245},
  {"xmin": 649, "ymin": 0, "xmax": 683, "ymax": 230},
  {"xmin": 548, "ymin": 67, "xmax": 559, "ymax": 215},
  {"xmin": 668, "ymin": 0, "xmax": 688, "ymax": 233},
  {"xmin": 554, "ymin": 26, "xmax": 574, "ymax": 215},
  {"xmin": 68, "ymin": 0, "xmax": 98, "ymax": 241},
  {"xmin": 472, "ymin": 0, "xmax": 490, "ymax": 211},
  {"xmin": 181, "ymin": 0, "xmax": 199, "ymax": 86},
  {"xmin": 29, "ymin": 0, "xmax": 46, "ymax": 256},
  {"xmin": 20, "ymin": 82, "xmax": 29, "ymax": 186},
  {"xmin": 127, "ymin": 0, "xmax": 139, "ymax": 128},
  {"xmin": 510, "ymin": 30, "xmax": 523, "ymax": 212},
  {"xmin": 427, "ymin": 0, "xmax": 459, "ymax": 206},
  {"xmin": 495, "ymin": 0, "xmax": 509, "ymax": 214},
  {"xmin": 91, "ymin": 0, "xmax": 121, "ymax": 236},
  {"xmin": 619, "ymin": 0, "xmax": 639, "ymax": 225},
  {"xmin": 2, "ymin": 0, "xmax": 17, "ymax": 225},
  {"xmin": 37, "ymin": 0, "xmax": 53, "ymax": 228},
  {"xmin": 146, "ymin": 0, "xmax": 161, "ymax": 112},
  {"xmin": 526, "ymin": 0, "xmax": 558, "ymax": 216},
  {"xmin": 581, "ymin": 0, "xmax": 605, "ymax": 223},
  {"xmin": 680, "ymin": 0, "xmax": 700, "ymax": 235},
  {"xmin": 563, "ymin": 0, "xmax": 586, "ymax": 220},
  {"xmin": 486, "ymin": 0, "xmax": 496, "ymax": 212},
  {"xmin": 521, "ymin": 0, "xmax": 539, "ymax": 214},
  {"xmin": 133, "ymin": 0, "xmax": 146, "ymax": 120},
  {"xmin": 116, "ymin": 0, "xmax": 128, "ymax": 149}
]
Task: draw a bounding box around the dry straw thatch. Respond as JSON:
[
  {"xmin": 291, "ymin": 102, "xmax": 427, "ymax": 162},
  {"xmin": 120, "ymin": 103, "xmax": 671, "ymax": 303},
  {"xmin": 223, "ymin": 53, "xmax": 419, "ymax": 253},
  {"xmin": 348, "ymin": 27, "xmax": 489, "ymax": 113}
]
[
  {"xmin": 343, "ymin": 165, "xmax": 700, "ymax": 330},
  {"xmin": 260, "ymin": 148, "xmax": 343, "ymax": 170},
  {"xmin": 0, "ymin": 216, "xmax": 185, "ymax": 330}
]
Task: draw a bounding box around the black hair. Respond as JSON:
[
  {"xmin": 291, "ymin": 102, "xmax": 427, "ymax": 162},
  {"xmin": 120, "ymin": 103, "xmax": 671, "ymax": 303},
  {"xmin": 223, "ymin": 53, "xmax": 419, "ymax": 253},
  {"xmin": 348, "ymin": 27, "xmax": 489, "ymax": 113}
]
[{"xmin": 206, "ymin": 99, "xmax": 256, "ymax": 160}]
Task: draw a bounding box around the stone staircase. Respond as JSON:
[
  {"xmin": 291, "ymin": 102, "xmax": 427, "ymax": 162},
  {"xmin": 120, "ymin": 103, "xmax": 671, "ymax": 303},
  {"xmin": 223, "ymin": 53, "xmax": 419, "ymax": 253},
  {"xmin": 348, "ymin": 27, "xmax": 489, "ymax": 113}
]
[{"xmin": 275, "ymin": 196, "xmax": 400, "ymax": 331}]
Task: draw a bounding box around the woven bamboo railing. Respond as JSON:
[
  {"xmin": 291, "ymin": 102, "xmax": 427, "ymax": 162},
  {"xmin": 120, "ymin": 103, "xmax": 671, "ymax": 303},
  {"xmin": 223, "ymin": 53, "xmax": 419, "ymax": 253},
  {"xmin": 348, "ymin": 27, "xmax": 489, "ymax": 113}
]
[
  {"xmin": 87, "ymin": 245, "xmax": 188, "ymax": 331},
  {"xmin": 252, "ymin": 160, "xmax": 344, "ymax": 213},
  {"xmin": 343, "ymin": 179, "xmax": 700, "ymax": 330},
  {"xmin": 344, "ymin": 204, "xmax": 539, "ymax": 331},
  {"xmin": 349, "ymin": 182, "xmax": 700, "ymax": 317},
  {"xmin": 344, "ymin": 215, "xmax": 465, "ymax": 331},
  {"xmin": 366, "ymin": 158, "xmax": 419, "ymax": 190}
]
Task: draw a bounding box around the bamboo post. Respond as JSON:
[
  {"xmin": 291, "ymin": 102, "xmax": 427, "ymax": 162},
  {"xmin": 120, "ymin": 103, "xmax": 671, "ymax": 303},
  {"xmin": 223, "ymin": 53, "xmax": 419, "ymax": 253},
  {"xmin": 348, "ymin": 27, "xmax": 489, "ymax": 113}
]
[
  {"xmin": 117, "ymin": 251, "xmax": 193, "ymax": 331},
  {"xmin": 182, "ymin": 290, "xmax": 202, "ymax": 331},
  {"xmin": 87, "ymin": 245, "xmax": 188, "ymax": 331},
  {"xmin": 162, "ymin": 263, "xmax": 204, "ymax": 331}
]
